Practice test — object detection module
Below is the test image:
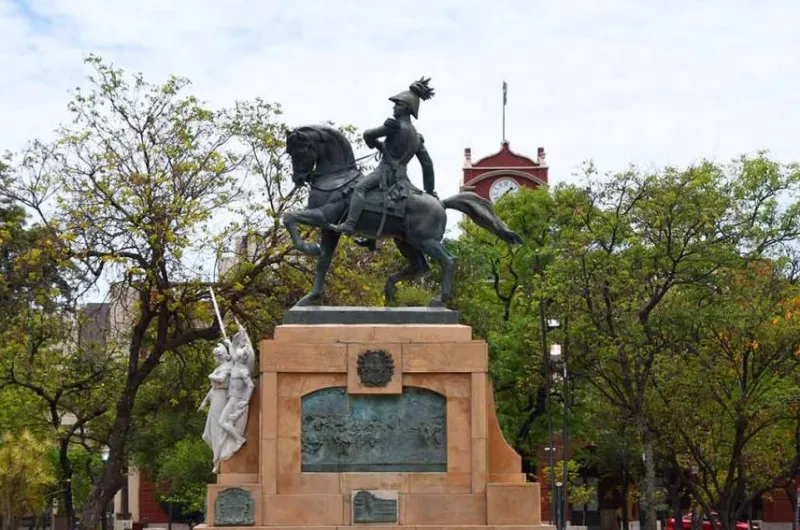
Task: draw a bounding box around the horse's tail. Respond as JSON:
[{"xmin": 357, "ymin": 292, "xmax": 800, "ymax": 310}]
[{"xmin": 441, "ymin": 192, "xmax": 523, "ymax": 245}]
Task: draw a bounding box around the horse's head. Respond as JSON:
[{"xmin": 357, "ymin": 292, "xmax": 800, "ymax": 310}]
[
  {"xmin": 286, "ymin": 128, "xmax": 319, "ymax": 187},
  {"xmin": 286, "ymin": 126, "xmax": 357, "ymax": 188}
]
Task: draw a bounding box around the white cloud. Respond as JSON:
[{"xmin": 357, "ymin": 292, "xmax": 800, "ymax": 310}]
[{"xmin": 2, "ymin": 0, "xmax": 800, "ymax": 207}]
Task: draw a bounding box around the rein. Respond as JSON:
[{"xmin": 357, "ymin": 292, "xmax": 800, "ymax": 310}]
[{"xmin": 304, "ymin": 152, "xmax": 378, "ymax": 192}]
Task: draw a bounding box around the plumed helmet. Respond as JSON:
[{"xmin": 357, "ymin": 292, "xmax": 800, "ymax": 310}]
[{"xmin": 389, "ymin": 77, "xmax": 435, "ymax": 119}]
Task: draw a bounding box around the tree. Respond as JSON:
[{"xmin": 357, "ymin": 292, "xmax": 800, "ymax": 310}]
[
  {"xmin": 555, "ymin": 155, "xmax": 800, "ymax": 530},
  {"xmin": 449, "ymin": 154, "xmax": 800, "ymax": 530},
  {"xmin": 578, "ymin": 384, "xmax": 645, "ymax": 530},
  {"xmin": 124, "ymin": 337, "xmax": 213, "ymax": 521},
  {"xmin": 557, "ymin": 163, "xmax": 734, "ymax": 530},
  {"xmin": 1, "ymin": 55, "xmax": 299, "ymax": 527},
  {"xmin": 0, "ymin": 189, "xmax": 111, "ymax": 527},
  {"xmin": 0, "ymin": 306, "xmax": 117, "ymax": 528},
  {"xmin": 0, "ymin": 430, "xmax": 56, "ymax": 530},
  {"xmin": 653, "ymin": 260, "xmax": 800, "ymax": 530}
]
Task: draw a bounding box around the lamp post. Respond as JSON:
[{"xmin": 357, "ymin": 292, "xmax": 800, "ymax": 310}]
[
  {"xmin": 543, "ymin": 319, "xmax": 561, "ymax": 528},
  {"xmin": 556, "ymin": 482, "xmax": 564, "ymax": 530},
  {"xmin": 550, "ymin": 342, "xmax": 568, "ymax": 530},
  {"xmin": 543, "ymin": 321, "xmax": 560, "ymax": 528},
  {"xmin": 557, "ymin": 314, "xmax": 570, "ymax": 530},
  {"xmin": 536, "ymin": 250, "xmax": 562, "ymax": 529},
  {"xmin": 101, "ymin": 447, "xmax": 111, "ymax": 530}
]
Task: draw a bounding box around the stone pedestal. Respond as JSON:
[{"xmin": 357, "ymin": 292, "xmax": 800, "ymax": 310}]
[{"xmin": 205, "ymin": 310, "xmax": 553, "ymax": 530}]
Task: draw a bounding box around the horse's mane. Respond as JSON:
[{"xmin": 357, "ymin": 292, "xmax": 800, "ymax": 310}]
[{"xmin": 287, "ymin": 125, "xmax": 356, "ymax": 165}]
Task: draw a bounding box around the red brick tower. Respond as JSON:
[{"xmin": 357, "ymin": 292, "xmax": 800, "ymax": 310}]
[{"xmin": 461, "ymin": 141, "xmax": 548, "ymax": 203}]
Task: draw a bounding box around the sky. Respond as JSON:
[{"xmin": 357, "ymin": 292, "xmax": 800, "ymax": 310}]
[{"xmin": 2, "ymin": 0, "xmax": 800, "ymax": 208}]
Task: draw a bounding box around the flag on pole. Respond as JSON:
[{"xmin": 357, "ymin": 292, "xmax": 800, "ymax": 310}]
[{"xmin": 503, "ymin": 81, "xmax": 507, "ymax": 105}]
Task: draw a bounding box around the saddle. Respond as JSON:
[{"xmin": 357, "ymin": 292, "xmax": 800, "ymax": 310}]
[{"xmin": 360, "ymin": 178, "xmax": 422, "ymax": 219}]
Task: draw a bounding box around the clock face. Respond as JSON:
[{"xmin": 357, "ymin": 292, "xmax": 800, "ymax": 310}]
[{"xmin": 489, "ymin": 177, "xmax": 520, "ymax": 202}]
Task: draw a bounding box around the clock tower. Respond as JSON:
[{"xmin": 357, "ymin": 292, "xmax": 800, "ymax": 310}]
[{"xmin": 460, "ymin": 140, "xmax": 548, "ymax": 202}]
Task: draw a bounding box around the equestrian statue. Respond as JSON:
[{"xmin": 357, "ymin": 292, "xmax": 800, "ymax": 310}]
[{"xmin": 283, "ymin": 77, "xmax": 523, "ymax": 307}]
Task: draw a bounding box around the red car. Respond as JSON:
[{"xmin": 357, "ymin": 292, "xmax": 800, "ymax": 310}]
[{"xmin": 666, "ymin": 513, "xmax": 750, "ymax": 530}]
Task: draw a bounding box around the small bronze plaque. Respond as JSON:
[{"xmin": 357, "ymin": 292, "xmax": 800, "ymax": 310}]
[
  {"xmin": 214, "ymin": 487, "xmax": 255, "ymax": 526},
  {"xmin": 352, "ymin": 490, "xmax": 398, "ymax": 524}
]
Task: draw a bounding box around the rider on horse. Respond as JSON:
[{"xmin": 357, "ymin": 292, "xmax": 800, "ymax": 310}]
[{"xmin": 330, "ymin": 77, "xmax": 437, "ymax": 235}]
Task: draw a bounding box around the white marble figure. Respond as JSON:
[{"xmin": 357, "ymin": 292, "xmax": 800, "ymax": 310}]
[
  {"xmin": 199, "ymin": 320, "xmax": 255, "ymax": 473},
  {"xmin": 199, "ymin": 339, "xmax": 234, "ymax": 472}
]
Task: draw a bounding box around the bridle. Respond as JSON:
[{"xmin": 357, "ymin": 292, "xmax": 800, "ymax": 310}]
[{"xmin": 297, "ymin": 151, "xmax": 379, "ymax": 192}]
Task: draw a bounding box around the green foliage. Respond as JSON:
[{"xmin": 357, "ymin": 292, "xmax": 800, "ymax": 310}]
[
  {"xmin": 553, "ymin": 156, "xmax": 800, "ymax": 527},
  {"xmin": 0, "ymin": 431, "xmax": 56, "ymax": 530},
  {"xmin": 450, "ymin": 154, "xmax": 800, "ymax": 529},
  {"xmin": 61, "ymin": 447, "xmax": 106, "ymax": 514},
  {"xmin": 448, "ymin": 187, "xmax": 565, "ymax": 467},
  {"xmin": 154, "ymin": 438, "xmax": 214, "ymax": 515},
  {"xmin": 652, "ymin": 261, "xmax": 800, "ymax": 521},
  {"xmin": 127, "ymin": 340, "xmax": 214, "ymax": 516},
  {"xmin": 0, "ymin": 306, "xmax": 117, "ymax": 525},
  {"xmin": 0, "ymin": 55, "xmax": 313, "ymax": 526},
  {"xmin": 542, "ymin": 458, "xmax": 597, "ymax": 507},
  {"xmin": 0, "ymin": 198, "xmax": 116, "ymax": 526},
  {"xmin": 0, "ymin": 197, "xmax": 72, "ymax": 329}
]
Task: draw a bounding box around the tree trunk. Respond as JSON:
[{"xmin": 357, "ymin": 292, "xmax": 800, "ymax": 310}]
[
  {"xmin": 670, "ymin": 467, "xmax": 682, "ymax": 530},
  {"xmin": 58, "ymin": 438, "xmax": 76, "ymax": 530},
  {"xmin": 641, "ymin": 432, "xmax": 658, "ymax": 530},
  {"xmin": 621, "ymin": 453, "xmax": 630, "ymax": 530},
  {"xmin": 785, "ymin": 483, "xmax": 797, "ymax": 530},
  {"xmin": 80, "ymin": 392, "xmax": 136, "ymax": 529},
  {"xmin": 2, "ymin": 516, "xmax": 18, "ymax": 530},
  {"xmin": 621, "ymin": 479, "xmax": 630, "ymax": 530},
  {"xmin": 690, "ymin": 503, "xmax": 700, "ymax": 530},
  {"xmin": 81, "ymin": 305, "xmax": 163, "ymax": 530},
  {"xmin": 80, "ymin": 295, "xmax": 212, "ymax": 528},
  {"xmin": 711, "ymin": 498, "xmax": 731, "ymax": 530}
]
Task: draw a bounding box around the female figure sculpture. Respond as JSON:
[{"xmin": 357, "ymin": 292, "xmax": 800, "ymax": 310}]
[
  {"xmin": 217, "ymin": 327, "xmax": 256, "ymax": 457},
  {"xmin": 199, "ymin": 317, "xmax": 256, "ymax": 472},
  {"xmin": 198, "ymin": 340, "xmax": 234, "ymax": 472}
]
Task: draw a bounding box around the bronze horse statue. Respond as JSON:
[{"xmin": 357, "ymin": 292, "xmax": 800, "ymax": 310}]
[{"xmin": 283, "ymin": 125, "xmax": 522, "ymax": 307}]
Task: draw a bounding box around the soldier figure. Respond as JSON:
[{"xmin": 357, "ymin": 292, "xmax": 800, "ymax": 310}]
[{"xmin": 330, "ymin": 77, "xmax": 436, "ymax": 235}]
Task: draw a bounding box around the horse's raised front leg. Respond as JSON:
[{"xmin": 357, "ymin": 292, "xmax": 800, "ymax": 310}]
[
  {"xmin": 282, "ymin": 208, "xmax": 328, "ymax": 256},
  {"xmin": 295, "ymin": 229, "xmax": 341, "ymax": 307}
]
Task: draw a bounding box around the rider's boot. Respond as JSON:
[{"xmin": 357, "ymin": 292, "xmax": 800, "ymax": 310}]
[{"xmin": 330, "ymin": 195, "xmax": 364, "ymax": 235}]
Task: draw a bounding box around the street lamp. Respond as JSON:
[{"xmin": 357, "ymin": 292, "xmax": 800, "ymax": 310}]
[
  {"xmin": 550, "ymin": 341, "xmax": 568, "ymax": 530},
  {"xmin": 101, "ymin": 448, "xmax": 111, "ymax": 530},
  {"xmin": 535, "ymin": 251, "xmax": 563, "ymax": 529},
  {"xmin": 555, "ymin": 481, "xmax": 564, "ymax": 530},
  {"xmin": 541, "ymin": 320, "xmax": 560, "ymax": 530}
]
